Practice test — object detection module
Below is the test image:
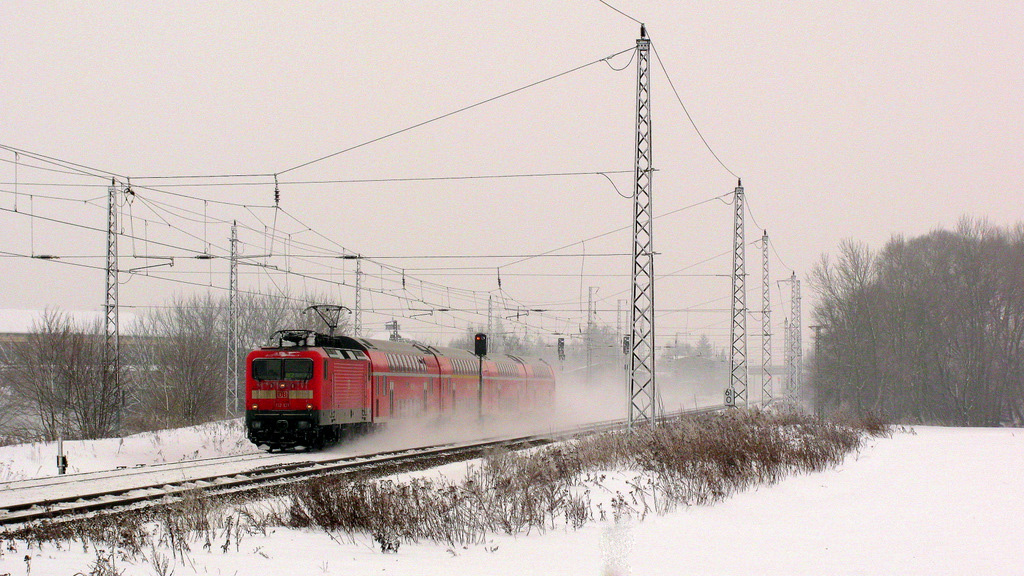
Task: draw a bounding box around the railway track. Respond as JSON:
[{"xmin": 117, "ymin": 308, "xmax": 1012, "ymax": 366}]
[{"xmin": 0, "ymin": 404, "xmax": 726, "ymax": 528}]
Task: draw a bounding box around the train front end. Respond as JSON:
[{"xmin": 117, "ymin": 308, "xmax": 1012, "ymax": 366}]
[{"xmin": 245, "ymin": 347, "xmax": 325, "ymax": 450}]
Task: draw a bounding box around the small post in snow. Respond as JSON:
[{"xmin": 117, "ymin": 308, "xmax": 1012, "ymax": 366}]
[{"xmin": 56, "ymin": 437, "xmax": 68, "ymax": 475}]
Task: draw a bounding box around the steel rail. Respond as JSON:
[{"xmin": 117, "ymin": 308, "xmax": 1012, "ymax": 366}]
[{"xmin": 0, "ymin": 404, "xmax": 728, "ymax": 528}]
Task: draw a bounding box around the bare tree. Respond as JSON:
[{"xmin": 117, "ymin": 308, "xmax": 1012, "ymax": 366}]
[
  {"xmin": 129, "ymin": 295, "xmax": 224, "ymax": 428},
  {"xmin": 127, "ymin": 290, "xmax": 347, "ymax": 429},
  {"xmin": 2, "ymin": 310, "xmax": 116, "ymax": 440}
]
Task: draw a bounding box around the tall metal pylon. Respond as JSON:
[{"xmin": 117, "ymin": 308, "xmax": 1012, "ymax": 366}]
[
  {"xmin": 628, "ymin": 25, "xmax": 656, "ymax": 426},
  {"xmin": 487, "ymin": 294, "xmax": 497, "ymax": 354},
  {"xmin": 104, "ymin": 179, "xmax": 121, "ymax": 433},
  {"xmin": 727, "ymin": 181, "xmax": 747, "ymax": 407},
  {"xmin": 487, "ymin": 294, "xmax": 494, "ymax": 340},
  {"xmin": 616, "ymin": 298, "xmax": 623, "ymax": 341},
  {"xmin": 784, "ymin": 317, "xmax": 793, "ymax": 399},
  {"xmin": 790, "ymin": 271, "xmax": 802, "ymax": 401},
  {"xmin": 353, "ymin": 256, "xmax": 362, "ymax": 337},
  {"xmin": 226, "ymin": 221, "xmax": 239, "ymax": 417},
  {"xmin": 761, "ymin": 230, "xmax": 773, "ymax": 405},
  {"xmin": 586, "ymin": 286, "xmax": 597, "ymax": 382},
  {"xmin": 782, "ymin": 271, "xmax": 802, "ymax": 401}
]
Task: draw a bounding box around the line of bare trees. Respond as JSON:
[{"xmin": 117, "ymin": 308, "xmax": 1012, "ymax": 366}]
[
  {"xmin": 809, "ymin": 220, "xmax": 1024, "ymax": 425},
  {"xmin": 0, "ymin": 292, "xmax": 341, "ymax": 441}
]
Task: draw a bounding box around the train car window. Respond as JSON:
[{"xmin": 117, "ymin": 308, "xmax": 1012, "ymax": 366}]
[
  {"xmin": 283, "ymin": 359, "xmax": 314, "ymax": 380},
  {"xmin": 252, "ymin": 358, "xmax": 314, "ymax": 381},
  {"xmin": 252, "ymin": 359, "xmax": 282, "ymax": 380}
]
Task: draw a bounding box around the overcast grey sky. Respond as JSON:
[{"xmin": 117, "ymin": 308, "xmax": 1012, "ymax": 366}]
[{"xmin": 1, "ymin": 1, "xmax": 1021, "ymax": 347}]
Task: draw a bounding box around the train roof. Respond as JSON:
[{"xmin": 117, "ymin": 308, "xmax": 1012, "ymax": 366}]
[{"xmin": 262, "ymin": 330, "xmax": 550, "ymax": 368}]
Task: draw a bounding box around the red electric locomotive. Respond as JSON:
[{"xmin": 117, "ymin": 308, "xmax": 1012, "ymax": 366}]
[{"xmin": 244, "ymin": 330, "xmax": 555, "ymax": 450}]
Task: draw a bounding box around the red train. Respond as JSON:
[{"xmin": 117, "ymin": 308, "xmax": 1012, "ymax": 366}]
[{"xmin": 244, "ymin": 330, "xmax": 556, "ymax": 450}]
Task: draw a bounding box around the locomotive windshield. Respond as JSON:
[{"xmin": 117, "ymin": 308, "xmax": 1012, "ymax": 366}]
[{"xmin": 252, "ymin": 358, "xmax": 314, "ymax": 381}]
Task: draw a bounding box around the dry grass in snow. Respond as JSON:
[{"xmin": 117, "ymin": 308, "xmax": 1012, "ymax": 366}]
[{"xmin": 2, "ymin": 409, "xmax": 889, "ymax": 570}]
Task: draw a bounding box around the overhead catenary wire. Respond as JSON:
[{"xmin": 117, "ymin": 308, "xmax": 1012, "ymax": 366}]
[
  {"xmin": 742, "ymin": 199, "xmax": 795, "ymax": 273},
  {"xmin": 1, "ymin": 175, "xmax": 744, "ymax": 340},
  {"xmin": 118, "ymin": 169, "xmax": 637, "ymax": 188},
  {"xmin": 1, "ymin": 180, "xmax": 730, "ymax": 270},
  {"xmin": 0, "ymin": 100, "xmax": 745, "ymax": 334},
  {"xmin": 595, "ymin": 0, "xmax": 644, "ymax": 25},
  {"xmin": 0, "ymin": 155, "xmax": 105, "ymax": 179},
  {"xmin": 2, "ymin": 175, "xmax": 742, "ymax": 337},
  {"xmin": 502, "ymin": 190, "xmax": 732, "ymax": 269},
  {"xmin": 276, "ymin": 46, "xmax": 637, "ymax": 175},
  {"xmin": 0, "ymin": 28, "xmax": 799, "ymax": 347},
  {"xmin": 0, "ymin": 143, "xmax": 125, "ymax": 182},
  {"xmin": 649, "ymin": 43, "xmax": 740, "ymax": 180}
]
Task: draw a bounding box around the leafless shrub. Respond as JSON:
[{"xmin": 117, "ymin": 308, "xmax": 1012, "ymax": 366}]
[
  {"xmin": 82, "ymin": 548, "xmax": 124, "ymax": 576},
  {"xmin": 6, "ymin": 411, "xmax": 886, "ymax": 557},
  {"xmin": 285, "ymin": 448, "xmax": 595, "ymax": 547},
  {"xmin": 282, "ymin": 410, "xmax": 884, "ymax": 547},
  {"xmin": 145, "ymin": 543, "xmax": 174, "ymax": 576}
]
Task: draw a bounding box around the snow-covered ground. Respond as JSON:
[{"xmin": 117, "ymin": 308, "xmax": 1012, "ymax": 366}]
[
  {"xmin": 0, "ymin": 420, "xmax": 258, "ymax": 482},
  {"xmin": 1, "ymin": 425, "xmax": 1021, "ymax": 575}
]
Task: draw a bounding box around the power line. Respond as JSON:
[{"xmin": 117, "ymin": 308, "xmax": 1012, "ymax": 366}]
[
  {"xmin": 0, "ymin": 156, "xmax": 102, "ymax": 178},
  {"xmin": 768, "ymin": 236, "xmax": 795, "ymax": 273},
  {"xmin": 128, "ymin": 181, "xmax": 277, "ymax": 208},
  {"xmin": 0, "ymin": 205, "xmax": 213, "ymax": 257},
  {"xmin": 127, "ymin": 172, "xmax": 275, "ymax": 181},
  {"xmin": 649, "ymin": 43, "xmax": 740, "ymax": 180},
  {"xmin": 595, "ymin": 0, "xmax": 644, "ymax": 25},
  {"xmin": 502, "ymin": 191, "xmax": 732, "ymax": 269},
  {"xmin": 742, "ymin": 197, "xmax": 796, "ymax": 273},
  {"xmin": 3, "ymin": 180, "xmax": 723, "ymax": 338},
  {"xmin": 0, "ymin": 143, "xmax": 124, "ymax": 182},
  {"xmin": 277, "ymin": 46, "xmax": 636, "ymax": 175},
  {"xmin": 121, "ymin": 169, "xmax": 636, "ymax": 188}
]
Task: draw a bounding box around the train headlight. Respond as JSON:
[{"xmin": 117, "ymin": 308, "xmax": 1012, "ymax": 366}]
[
  {"xmin": 251, "ymin": 404, "xmax": 258, "ymax": 410},
  {"xmin": 250, "ymin": 421, "xmax": 262, "ymax": 430},
  {"xmin": 306, "ymin": 403, "xmax": 313, "ymax": 410}
]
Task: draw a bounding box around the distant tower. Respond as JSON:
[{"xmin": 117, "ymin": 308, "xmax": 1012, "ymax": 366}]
[
  {"xmin": 628, "ymin": 24, "xmax": 656, "ymax": 425},
  {"xmin": 354, "ymin": 256, "xmax": 363, "ymax": 337},
  {"xmin": 386, "ymin": 319, "xmax": 401, "ymax": 341},
  {"xmin": 790, "ymin": 272, "xmax": 802, "ymax": 401},
  {"xmin": 761, "ymin": 230, "xmax": 773, "ymax": 405},
  {"xmin": 226, "ymin": 221, "xmax": 239, "ymax": 417},
  {"xmin": 487, "ymin": 294, "xmax": 495, "ymax": 350},
  {"xmin": 105, "ymin": 179, "xmax": 121, "ymax": 433},
  {"xmin": 728, "ymin": 180, "xmax": 747, "ymax": 407},
  {"xmin": 781, "ymin": 271, "xmax": 802, "ymax": 402},
  {"xmin": 587, "ymin": 286, "xmax": 597, "ymax": 382},
  {"xmin": 784, "ymin": 317, "xmax": 793, "ymax": 398}
]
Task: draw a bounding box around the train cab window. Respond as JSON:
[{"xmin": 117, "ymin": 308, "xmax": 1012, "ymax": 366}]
[{"xmin": 253, "ymin": 358, "xmax": 314, "ymax": 381}]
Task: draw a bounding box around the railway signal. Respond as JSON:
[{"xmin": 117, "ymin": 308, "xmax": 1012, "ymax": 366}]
[
  {"xmin": 474, "ymin": 333, "xmax": 488, "ymax": 357},
  {"xmin": 474, "ymin": 333, "xmax": 487, "ymax": 418}
]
